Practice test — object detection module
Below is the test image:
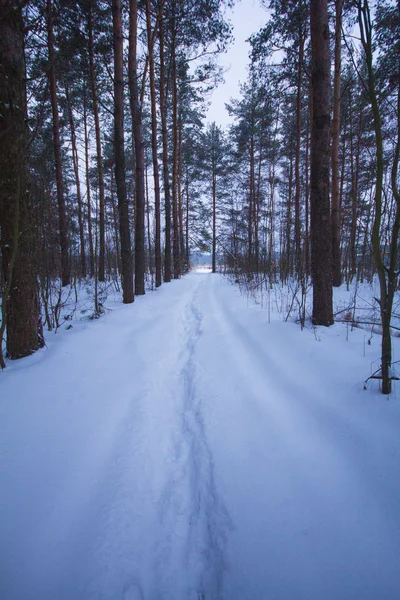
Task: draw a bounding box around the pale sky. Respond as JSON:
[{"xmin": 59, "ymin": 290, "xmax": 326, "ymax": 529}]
[{"xmin": 206, "ymin": 0, "xmax": 268, "ymax": 127}]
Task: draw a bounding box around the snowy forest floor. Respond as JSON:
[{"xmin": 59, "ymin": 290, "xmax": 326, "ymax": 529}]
[{"xmin": 1, "ymin": 270, "xmax": 400, "ymax": 600}]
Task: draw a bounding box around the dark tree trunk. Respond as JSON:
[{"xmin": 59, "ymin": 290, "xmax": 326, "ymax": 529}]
[
  {"xmin": 110, "ymin": 171, "xmax": 121, "ymax": 276},
  {"xmin": 310, "ymin": 0, "xmax": 333, "ymax": 325},
  {"xmin": 83, "ymin": 87, "xmax": 95, "ymax": 277},
  {"xmin": 146, "ymin": 0, "xmax": 162, "ymax": 287},
  {"xmin": 248, "ymin": 133, "xmax": 255, "ymax": 274},
  {"xmin": 295, "ymin": 32, "xmax": 305, "ymax": 277},
  {"xmin": 112, "ymin": 0, "xmax": 134, "ymax": 303},
  {"xmin": 185, "ymin": 174, "xmax": 190, "ymax": 268},
  {"xmin": 171, "ymin": 39, "xmax": 181, "ymax": 280},
  {"xmin": 331, "ymin": 0, "xmax": 343, "ymax": 286},
  {"xmin": 145, "ymin": 160, "xmax": 153, "ymax": 278},
  {"xmin": 212, "ymin": 171, "xmax": 217, "ymax": 273},
  {"xmin": 129, "ymin": 0, "xmax": 146, "ymax": 295},
  {"xmin": 178, "ymin": 120, "xmax": 185, "ymax": 272},
  {"xmin": 47, "ymin": 0, "xmax": 70, "ymax": 286},
  {"xmin": 159, "ymin": 18, "xmax": 171, "ymax": 283},
  {"xmin": 0, "ymin": 0, "xmax": 44, "ymax": 365},
  {"xmin": 88, "ymin": 1, "xmax": 106, "ymax": 282},
  {"xmin": 66, "ymin": 85, "xmax": 86, "ymax": 277}
]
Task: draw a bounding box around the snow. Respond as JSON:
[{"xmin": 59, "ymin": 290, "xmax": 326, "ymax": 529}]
[{"xmin": 1, "ymin": 271, "xmax": 400, "ymax": 600}]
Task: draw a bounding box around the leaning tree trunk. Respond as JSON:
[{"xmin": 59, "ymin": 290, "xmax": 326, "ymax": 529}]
[
  {"xmin": 310, "ymin": 0, "xmax": 333, "ymax": 326},
  {"xmin": 0, "ymin": 0, "xmax": 44, "ymax": 366},
  {"xmin": 112, "ymin": 0, "xmax": 134, "ymax": 303}
]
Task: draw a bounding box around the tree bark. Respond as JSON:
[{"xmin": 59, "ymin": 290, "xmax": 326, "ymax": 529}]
[
  {"xmin": 0, "ymin": 0, "xmax": 44, "ymax": 364},
  {"xmin": 47, "ymin": 0, "xmax": 70, "ymax": 286},
  {"xmin": 212, "ymin": 158, "xmax": 217, "ymax": 273},
  {"xmin": 146, "ymin": 0, "xmax": 162, "ymax": 287},
  {"xmin": 171, "ymin": 38, "xmax": 181, "ymax": 279},
  {"xmin": 331, "ymin": 0, "xmax": 343, "ymax": 286},
  {"xmin": 129, "ymin": 0, "xmax": 146, "ymax": 295},
  {"xmin": 112, "ymin": 0, "xmax": 134, "ymax": 303},
  {"xmin": 83, "ymin": 87, "xmax": 95, "ymax": 277},
  {"xmin": 65, "ymin": 85, "xmax": 86, "ymax": 277},
  {"xmin": 295, "ymin": 32, "xmax": 305, "ymax": 278},
  {"xmin": 310, "ymin": 0, "xmax": 333, "ymax": 325},
  {"xmin": 159, "ymin": 17, "xmax": 171, "ymax": 282},
  {"xmin": 88, "ymin": 1, "xmax": 106, "ymax": 282}
]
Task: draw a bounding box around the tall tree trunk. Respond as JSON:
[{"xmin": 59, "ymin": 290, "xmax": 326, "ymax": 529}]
[
  {"xmin": 65, "ymin": 85, "xmax": 86, "ymax": 277},
  {"xmin": 129, "ymin": 0, "xmax": 146, "ymax": 295},
  {"xmin": 349, "ymin": 105, "xmax": 362, "ymax": 280},
  {"xmin": 171, "ymin": 38, "xmax": 181, "ymax": 279},
  {"xmin": 310, "ymin": 0, "xmax": 333, "ymax": 325},
  {"xmin": 212, "ymin": 155, "xmax": 217, "ymax": 273},
  {"xmin": 178, "ymin": 119, "xmax": 185, "ymax": 272},
  {"xmin": 88, "ymin": 1, "xmax": 106, "ymax": 282},
  {"xmin": 0, "ymin": 0, "xmax": 44, "ymax": 365},
  {"xmin": 46, "ymin": 0, "xmax": 70, "ymax": 286},
  {"xmin": 110, "ymin": 171, "xmax": 121, "ymax": 276},
  {"xmin": 112, "ymin": 0, "xmax": 134, "ymax": 303},
  {"xmin": 159, "ymin": 17, "xmax": 171, "ymax": 282},
  {"xmin": 83, "ymin": 87, "xmax": 94, "ymax": 277},
  {"xmin": 285, "ymin": 149, "xmax": 293, "ymax": 280},
  {"xmin": 248, "ymin": 133, "xmax": 255, "ymax": 274},
  {"xmin": 145, "ymin": 159, "xmax": 153, "ymax": 278},
  {"xmin": 146, "ymin": 0, "xmax": 162, "ymax": 287},
  {"xmin": 331, "ymin": 0, "xmax": 343, "ymax": 286},
  {"xmin": 185, "ymin": 173, "xmax": 190, "ymax": 268},
  {"xmin": 295, "ymin": 32, "xmax": 305, "ymax": 278}
]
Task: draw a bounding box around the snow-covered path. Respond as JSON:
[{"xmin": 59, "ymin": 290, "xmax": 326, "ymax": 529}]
[{"xmin": 1, "ymin": 272, "xmax": 400, "ymax": 600}]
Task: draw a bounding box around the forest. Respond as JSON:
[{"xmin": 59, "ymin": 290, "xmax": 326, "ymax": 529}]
[
  {"xmin": 0, "ymin": 0, "xmax": 399, "ymax": 394},
  {"xmin": 2, "ymin": 2, "xmax": 400, "ymax": 598}
]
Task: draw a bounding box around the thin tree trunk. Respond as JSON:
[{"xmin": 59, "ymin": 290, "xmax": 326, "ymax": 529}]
[
  {"xmin": 65, "ymin": 85, "xmax": 86, "ymax": 277},
  {"xmin": 112, "ymin": 0, "xmax": 134, "ymax": 303},
  {"xmin": 47, "ymin": 0, "xmax": 70, "ymax": 286},
  {"xmin": 146, "ymin": 0, "xmax": 162, "ymax": 287},
  {"xmin": 83, "ymin": 87, "xmax": 94, "ymax": 277},
  {"xmin": 145, "ymin": 159, "xmax": 153, "ymax": 279},
  {"xmin": 178, "ymin": 120, "xmax": 185, "ymax": 272},
  {"xmin": 185, "ymin": 173, "xmax": 190, "ymax": 268},
  {"xmin": 171, "ymin": 37, "xmax": 180, "ymax": 279},
  {"xmin": 248, "ymin": 133, "xmax": 255, "ymax": 274},
  {"xmin": 88, "ymin": 1, "xmax": 106, "ymax": 282},
  {"xmin": 285, "ymin": 150, "xmax": 293, "ymax": 280},
  {"xmin": 212, "ymin": 159, "xmax": 217, "ymax": 273},
  {"xmin": 295, "ymin": 32, "xmax": 304, "ymax": 278},
  {"xmin": 129, "ymin": 0, "xmax": 146, "ymax": 295},
  {"xmin": 110, "ymin": 171, "xmax": 121, "ymax": 276},
  {"xmin": 159, "ymin": 17, "xmax": 171, "ymax": 282},
  {"xmin": 331, "ymin": 0, "xmax": 343, "ymax": 286}
]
